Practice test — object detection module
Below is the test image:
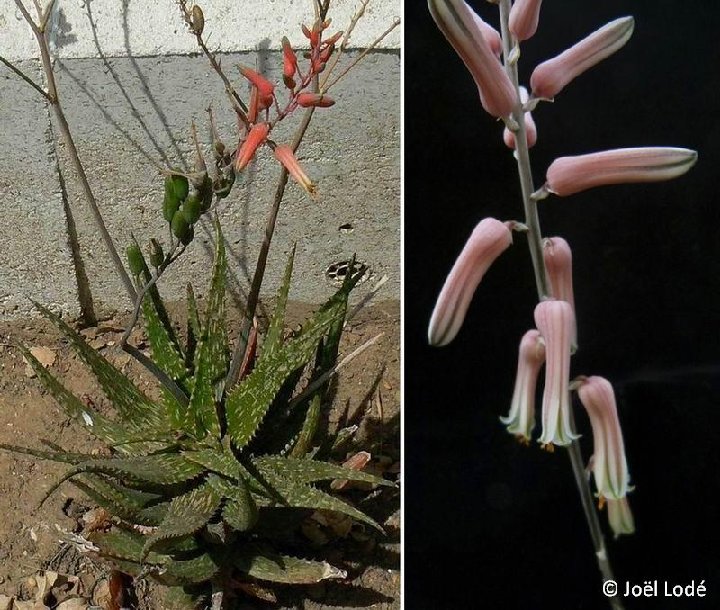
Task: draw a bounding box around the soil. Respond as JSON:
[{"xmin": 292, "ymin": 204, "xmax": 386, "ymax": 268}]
[{"xmin": 0, "ymin": 300, "xmax": 400, "ymax": 609}]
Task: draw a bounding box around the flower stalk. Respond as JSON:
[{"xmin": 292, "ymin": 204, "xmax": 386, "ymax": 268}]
[{"xmin": 496, "ymin": 1, "xmax": 622, "ymax": 603}]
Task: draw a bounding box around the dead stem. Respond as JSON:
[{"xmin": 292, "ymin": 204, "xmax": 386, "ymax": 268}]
[{"xmin": 14, "ymin": 0, "xmax": 138, "ymax": 303}]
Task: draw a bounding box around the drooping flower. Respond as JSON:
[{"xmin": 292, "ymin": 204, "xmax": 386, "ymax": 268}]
[
  {"xmin": 501, "ymin": 330, "xmax": 545, "ymax": 441},
  {"xmin": 509, "ymin": 0, "xmax": 543, "ymax": 42},
  {"xmin": 607, "ymin": 497, "xmax": 635, "ymax": 538},
  {"xmin": 428, "ymin": 218, "xmax": 512, "ymax": 346},
  {"xmin": 235, "ymin": 122, "xmax": 270, "ymax": 171},
  {"xmin": 428, "ymin": 0, "xmax": 517, "ymax": 119},
  {"xmin": 503, "ymin": 86, "xmax": 537, "ymax": 149},
  {"xmin": 530, "ymin": 16, "xmax": 634, "ymax": 100},
  {"xmin": 542, "ymin": 236, "xmax": 575, "ymax": 345},
  {"xmin": 239, "ymin": 65, "xmax": 275, "ymax": 108},
  {"xmin": 534, "ymin": 300, "xmax": 577, "ymax": 447},
  {"xmin": 576, "ymin": 376, "xmax": 630, "ymax": 501},
  {"xmin": 545, "ymin": 147, "xmax": 698, "ymax": 197},
  {"xmin": 273, "ymin": 144, "xmax": 317, "ymax": 197}
]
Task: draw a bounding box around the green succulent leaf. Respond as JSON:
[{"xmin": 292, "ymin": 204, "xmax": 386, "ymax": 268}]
[
  {"xmin": 18, "ymin": 345, "xmax": 163, "ymax": 453},
  {"xmin": 43, "ymin": 454, "xmax": 206, "ymax": 503},
  {"xmin": 33, "ymin": 302, "xmax": 166, "ymax": 430},
  {"xmin": 89, "ymin": 527, "xmax": 173, "ymax": 565},
  {"xmin": 225, "ymin": 290, "xmax": 349, "ymax": 450},
  {"xmin": 141, "ymin": 475, "xmax": 223, "ymax": 559},
  {"xmin": 232, "ymin": 549, "xmax": 346, "ymax": 584},
  {"xmin": 210, "ymin": 476, "xmax": 258, "ymax": 532},
  {"xmin": 254, "ymin": 456, "xmax": 393, "ymax": 487},
  {"xmin": 71, "ymin": 475, "xmax": 163, "ymax": 522},
  {"xmin": 0, "ymin": 442, "xmax": 91, "ymax": 464},
  {"xmin": 255, "ymin": 465, "xmax": 384, "ymax": 531},
  {"xmin": 161, "ymin": 552, "xmax": 222, "ymax": 584},
  {"xmin": 263, "ymin": 246, "xmax": 296, "ymax": 358},
  {"xmin": 185, "ymin": 221, "xmax": 227, "ymax": 439},
  {"xmin": 289, "ymin": 393, "xmax": 321, "ymax": 458},
  {"xmin": 183, "ymin": 446, "xmax": 246, "ymax": 481}
]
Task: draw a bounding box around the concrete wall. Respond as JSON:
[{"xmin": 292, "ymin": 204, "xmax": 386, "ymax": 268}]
[{"xmin": 0, "ymin": 0, "xmax": 400, "ymax": 319}]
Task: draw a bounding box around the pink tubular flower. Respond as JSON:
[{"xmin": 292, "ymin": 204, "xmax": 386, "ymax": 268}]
[
  {"xmin": 500, "ymin": 330, "xmax": 545, "ymax": 441},
  {"xmin": 470, "ymin": 8, "xmax": 502, "ymax": 58},
  {"xmin": 545, "ymin": 147, "xmax": 698, "ymax": 197},
  {"xmin": 534, "ymin": 300, "xmax": 577, "ymax": 447},
  {"xmin": 542, "ymin": 237, "xmax": 575, "ymax": 345},
  {"xmin": 607, "ymin": 497, "xmax": 635, "ymax": 538},
  {"xmin": 428, "ymin": 218, "xmax": 512, "ymax": 346},
  {"xmin": 503, "ymin": 86, "xmax": 537, "ymax": 149},
  {"xmin": 235, "ymin": 122, "xmax": 270, "ymax": 171},
  {"xmin": 509, "ymin": 0, "xmax": 543, "ymax": 42},
  {"xmin": 428, "ymin": 0, "xmax": 517, "ymax": 119},
  {"xmin": 530, "ymin": 16, "xmax": 634, "ymax": 100},
  {"xmin": 576, "ymin": 376, "xmax": 630, "ymax": 501},
  {"xmin": 273, "ymin": 144, "xmax": 317, "ymax": 197}
]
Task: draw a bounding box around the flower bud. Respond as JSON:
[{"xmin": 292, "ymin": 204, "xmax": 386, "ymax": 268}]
[
  {"xmin": 428, "ymin": 218, "xmax": 512, "ymax": 346},
  {"xmin": 126, "ymin": 244, "xmax": 144, "ymax": 277},
  {"xmin": 297, "ymin": 93, "xmax": 336, "ymax": 108},
  {"xmin": 273, "ymin": 144, "xmax": 317, "ymax": 197},
  {"xmin": 509, "ymin": 0, "xmax": 542, "ymax": 42},
  {"xmin": 428, "ymin": 0, "xmax": 517, "ymax": 118},
  {"xmin": 530, "ymin": 16, "xmax": 634, "ymax": 99},
  {"xmin": 501, "ymin": 330, "xmax": 545, "ymax": 441},
  {"xmin": 534, "ymin": 300, "xmax": 578, "ymax": 447},
  {"xmin": 545, "ymin": 147, "xmax": 698, "ymax": 197},
  {"xmin": 191, "ymin": 4, "xmax": 204, "ymax": 36},
  {"xmin": 148, "ymin": 238, "xmax": 164, "ymax": 268},
  {"xmin": 503, "ymin": 86, "xmax": 537, "ymax": 149}
]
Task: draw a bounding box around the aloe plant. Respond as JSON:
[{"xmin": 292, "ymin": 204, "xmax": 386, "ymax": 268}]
[{"xmin": 1, "ymin": 220, "xmax": 391, "ymax": 603}]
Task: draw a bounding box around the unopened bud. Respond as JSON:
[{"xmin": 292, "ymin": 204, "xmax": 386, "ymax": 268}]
[
  {"xmin": 296, "ymin": 93, "xmax": 335, "ymax": 108},
  {"xmin": 148, "ymin": 239, "xmax": 164, "ymax": 268},
  {"xmin": 191, "ymin": 5, "xmax": 204, "ymax": 36}
]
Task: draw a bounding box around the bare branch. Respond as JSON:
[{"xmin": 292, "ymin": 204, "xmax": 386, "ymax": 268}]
[
  {"xmin": 0, "ymin": 55, "xmax": 50, "ymax": 100},
  {"xmin": 322, "ymin": 16, "xmax": 401, "ymax": 93}
]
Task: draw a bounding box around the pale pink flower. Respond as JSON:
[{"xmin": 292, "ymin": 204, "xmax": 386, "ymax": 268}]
[
  {"xmin": 509, "ymin": 0, "xmax": 543, "ymax": 42},
  {"xmin": 534, "ymin": 300, "xmax": 577, "ymax": 447},
  {"xmin": 530, "ymin": 16, "xmax": 634, "ymax": 100},
  {"xmin": 607, "ymin": 497, "xmax": 635, "ymax": 538},
  {"xmin": 501, "ymin": 330, "xmax": 545, "ymax": 441},
  {"xmin": 470, "ymin": 7, "xmax": 502, "ymax": 58},
  {"xmin": 545, "ymin": 147, "xmax": 698, "ymax": 197},
  {"xmin": 503, "ymin": 86, "xmax": 537, "ymax": 149},
  {"xmin": 576, "ymin": 376, "xmax": 630, "ymax": 501},
  {"xmin": 428, "ymin": 218, "xmax": 512, "ymax": 346},
  {"xmin": 542, "ymin": 237, "xmax": 575, "ymax": 345},
  {"xmin": 428, "ymin": 0, "xmax": 517, "ymax": 118}
]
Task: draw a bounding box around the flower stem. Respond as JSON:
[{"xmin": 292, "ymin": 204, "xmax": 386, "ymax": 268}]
[{"xmin": 497, "ymin": 2, "xmax": 622, "ymax": 607}]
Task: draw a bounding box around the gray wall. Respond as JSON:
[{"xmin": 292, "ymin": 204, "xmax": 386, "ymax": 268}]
[{"xmin": 0, "ymin": 1, "xmax": 400, "ymax": 319}]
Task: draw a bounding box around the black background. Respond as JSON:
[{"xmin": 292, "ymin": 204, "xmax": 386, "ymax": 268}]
[{"xmin": 404, "ymin": 1, "xmax": 720, "ymax": 609}]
